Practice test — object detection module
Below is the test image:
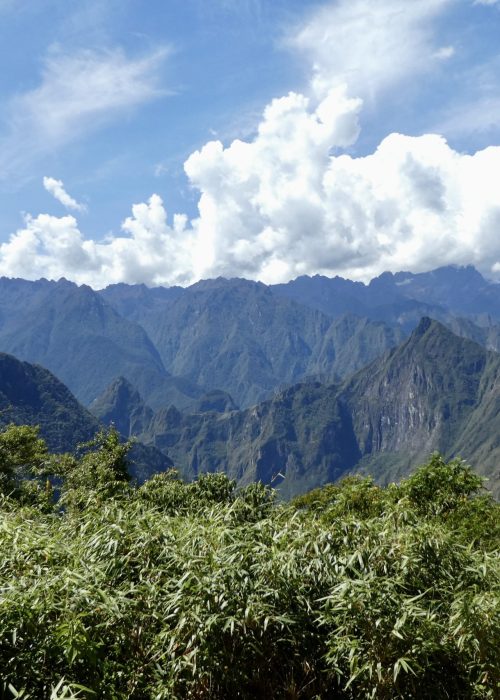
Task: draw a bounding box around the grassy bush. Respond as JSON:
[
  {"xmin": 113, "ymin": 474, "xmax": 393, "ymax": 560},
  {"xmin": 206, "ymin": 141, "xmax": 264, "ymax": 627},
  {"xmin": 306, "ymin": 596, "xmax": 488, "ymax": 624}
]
[{"xmin": 0, "ymin": 431, "xmax": 498, "ymax": 698}]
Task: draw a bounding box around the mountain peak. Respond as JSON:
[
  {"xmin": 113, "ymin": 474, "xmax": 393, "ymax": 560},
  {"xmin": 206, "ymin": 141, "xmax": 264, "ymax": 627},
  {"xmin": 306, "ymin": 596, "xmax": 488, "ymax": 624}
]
[{"xmin": 412, "ymin": 316, "xmax": 434, "ymax": 337}]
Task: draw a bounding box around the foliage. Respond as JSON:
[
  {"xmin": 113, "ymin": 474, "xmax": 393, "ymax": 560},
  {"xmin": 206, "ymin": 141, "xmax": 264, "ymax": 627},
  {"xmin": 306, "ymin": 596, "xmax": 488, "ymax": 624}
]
[
  {"xmin": 0, "ymin": 424, "xmax": 54, "ymax": 509},
  {"xmin": 55, "ymin": 427, "xmax": 132, "ymax": 510},
  {"xmin": 0, "ymin": 429, "xmax": 498, "ymax": 699},
  {"xmin": 400, "ymin": 453, "xmax": 485, "ymax": 515}
]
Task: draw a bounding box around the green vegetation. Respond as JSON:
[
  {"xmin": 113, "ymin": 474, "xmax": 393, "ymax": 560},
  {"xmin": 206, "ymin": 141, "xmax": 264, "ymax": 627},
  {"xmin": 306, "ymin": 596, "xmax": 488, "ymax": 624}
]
[{"xmin": 0, "ymin": 427, "xmax": 498, "ymax": 699}]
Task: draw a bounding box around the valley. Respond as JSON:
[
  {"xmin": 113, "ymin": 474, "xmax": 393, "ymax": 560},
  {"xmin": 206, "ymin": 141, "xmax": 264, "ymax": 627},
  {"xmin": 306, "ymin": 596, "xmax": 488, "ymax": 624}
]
[{"xmin": 2, "ymin": 264, "xmax": 500, "ymax": 497}]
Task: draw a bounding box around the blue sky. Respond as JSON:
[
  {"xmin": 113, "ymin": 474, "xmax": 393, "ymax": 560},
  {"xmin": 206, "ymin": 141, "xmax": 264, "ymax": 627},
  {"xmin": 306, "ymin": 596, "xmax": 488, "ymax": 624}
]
[{"xmin": 0, "ymin": 0, "xmax": 500, "ymax": 287}]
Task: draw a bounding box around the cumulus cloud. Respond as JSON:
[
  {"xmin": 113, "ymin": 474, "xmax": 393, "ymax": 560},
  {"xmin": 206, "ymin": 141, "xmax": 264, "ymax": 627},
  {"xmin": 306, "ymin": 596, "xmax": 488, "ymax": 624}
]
[
  {"xmin": 182, "ymin": 114, "xmax": 500, "ymax": 283},
  {"xmin": 0, "ymin": 46, "xmax": 169, "ymax": 179},
  {"xmin": 2, "ymin": 0, "xmax": 500, "ymax": 287},
  {"xmin": 0, "ymin": 195, "xmax": 195, "ymax": 288},
  {"xmin": 43, "ymin": 177, "xmax": 86, "ymax": 212},
  {"xmin": 3, "ymin": 87, "xmax": 500, "ymax": 287}
]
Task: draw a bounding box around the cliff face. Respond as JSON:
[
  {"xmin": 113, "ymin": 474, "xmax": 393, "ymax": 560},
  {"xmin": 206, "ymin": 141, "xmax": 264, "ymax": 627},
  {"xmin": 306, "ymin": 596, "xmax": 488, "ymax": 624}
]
[
  {"xmin": 342, "ymin": 317, "xmax": 489, "ymax": 458},
  {"xmin": 99, "ymin": 319, "xmax": 500, "ymax": 497}
]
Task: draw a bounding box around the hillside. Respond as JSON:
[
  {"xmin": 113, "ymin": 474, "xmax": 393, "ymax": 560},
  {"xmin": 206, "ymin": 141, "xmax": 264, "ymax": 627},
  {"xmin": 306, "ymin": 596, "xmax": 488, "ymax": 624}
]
[
  {"xmin": 0, "ymin": 352, "xmax": 172, "ymax": 481},
  {"xmin": 101, "ymin": 277, "xmax": 404, "ymax": 408},
  {"xmin": 92, "ymin": 320, "xmax": 500, "ymax": 498},
  {"xmin": 0, "ymin": 277, "xmax": 204, "ymax": 410}
]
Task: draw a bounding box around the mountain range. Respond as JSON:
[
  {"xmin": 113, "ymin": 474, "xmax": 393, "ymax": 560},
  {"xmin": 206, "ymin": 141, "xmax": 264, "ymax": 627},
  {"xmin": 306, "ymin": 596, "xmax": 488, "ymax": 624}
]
[
  {"xmin": 2, "ymin": 265, "xmax": 500, "ymax": 496},
  {"xmin": 90, "ymin": 318, "xmax": 500, "ymax": 498}
]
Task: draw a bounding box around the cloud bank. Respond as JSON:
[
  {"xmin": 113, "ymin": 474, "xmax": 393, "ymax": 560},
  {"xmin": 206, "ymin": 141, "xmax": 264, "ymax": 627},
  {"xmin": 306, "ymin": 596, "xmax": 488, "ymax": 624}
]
[
  {"xmin": 1, "ymin": 0, "xmax": 500, "ymax": 287},
  {"xmin": 2, "ymin": 87, "xmax": 500, "ymax": 287}
]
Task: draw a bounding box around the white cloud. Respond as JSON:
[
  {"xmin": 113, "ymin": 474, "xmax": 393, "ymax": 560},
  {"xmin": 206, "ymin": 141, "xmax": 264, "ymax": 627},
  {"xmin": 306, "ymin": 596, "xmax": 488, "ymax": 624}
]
[
  {"xmin": 0, "ymin": 195, "xmax": 194, "ymax": 287},
  {"xmin": 3, "ymin": 0, "xmax": 500, "ymax": 287},
  {"xmin": 181, "ymin": 104, "xmax": 500, "ymax": 284},
  {"xmin": 0, "ymin": 46, "xmax": 169, "ymax": 179},
  {"xmin": 3, "ymin": 86, "xmax": 500, "ymax": 287},
  {"xmin": 43, "ymin": 176, "xmax": 86, "ymax": 212},
  {"xmin": 288, "ymin": 0, "xmax": 453, "ymax": 102}
]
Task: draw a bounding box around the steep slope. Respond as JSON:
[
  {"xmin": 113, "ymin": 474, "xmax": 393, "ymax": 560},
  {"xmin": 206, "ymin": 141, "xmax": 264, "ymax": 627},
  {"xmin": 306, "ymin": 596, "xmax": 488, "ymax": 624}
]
[
  {"xmin": 132, "ymin": 320, "xmax": 500, "ymax": 497},
  {"xmin": 98, "ymin": 282, "xmax": 184, "ymax": 325},
  {"xmin": 0, "ymin": 353, "xmax": 172, "ymax": 481},
  {"xmin": 0, "ymin": 351, "xmax": 100, "ymax": 452},
  {"xmin": 339, "ymin": 318, "xmax": 498, "ymax": 483},
  {"xmin": 0, "ymin": 277, "xmax": 203, "ymax": 410},
  {"xmin": 143, "ymin": 382, "xmax": 359, "ymax": 498},
  {"xmin": 89, "ymin": 377, "xmax": 155, "ymax": 439},
  {"xmin": 90, "ymin": 378, "xmax": 238, "ymax": 441},
  {"xmin": 140, "ymin": 277, "xmax": 402, "ymax": 408}
]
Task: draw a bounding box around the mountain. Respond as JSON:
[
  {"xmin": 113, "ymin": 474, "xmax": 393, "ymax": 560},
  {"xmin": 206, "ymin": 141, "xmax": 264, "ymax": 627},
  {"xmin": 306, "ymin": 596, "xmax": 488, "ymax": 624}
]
[
  {"xmin": 98, "ymin": 282, "xmax": 184, "ymax": 325},
  {"xmin": 340, "ymin": 317, "xmax": 500, "ymax": 485},
  {"xmin": 88, "ymin": 376, "xmax": 155, "ymax": 439},
  {"xmin": 0, "ymin": 351, "xmax": 101, "ymax": 452},
  {"xmin": 111, "ymin": 320, "xmax": 500, "ymax": 498},
  {"xmin": 272, "ymin": 265, "xmax": 500, "ymax": 327},
  {"xmin": 90, "ymin": 377, "xmax": 238, "ymax": 439},
  {"xmin": 98, "ymin": 268, "xmax": 500, "ymax": 412},
  {"xmin": 0, "ymin": 277, "xmax": 203, "ymax": 411},
  {"xmin": 0, "ymin": 352, "xmax": 173, "ymax": 482},
  {"xmin": 104, "ymin": 277, "xmax": 403, "ymax": 408},
  {"xmin": 0, "ymin": 276, "xmax": 403, "ymax": 416},
  {"xmin": 271, "ymin": 271, "xmax": 448, "ymax": 328}
]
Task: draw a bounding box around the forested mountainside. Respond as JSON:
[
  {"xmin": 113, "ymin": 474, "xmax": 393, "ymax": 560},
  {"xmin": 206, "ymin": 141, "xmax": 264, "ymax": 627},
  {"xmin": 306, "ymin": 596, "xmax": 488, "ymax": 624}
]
[
  {"xmin": 112, "ymin": 277, "xmax": 405, "ymax": 408},
  {"xmin": 0, "ymin": 277, "xmax": 204, "ymax": 410},
  {"xmin": 92, "ymin": 319, "xmax": 500, "ymax": 498},
  {"xmin": 98, "ymin": 265, "xmax": 500, "ymax": 406},
  {"xmin": 3, "ymin": 267, "xmax": 500, "ymax": 418},
  {"xmin": 0, "ymin": 276, "xmax": 404, "ymax": 410},
  {"xmin": 0, "ymin": 352, "xmax": 172, "ymax": 481},
  {"xmin": 3, "ymin": 266, "xmax": 500, "ymax": 496},
  {"xmin": 0, "ymin": 351, "xmax": 100, "ymax": 452}
]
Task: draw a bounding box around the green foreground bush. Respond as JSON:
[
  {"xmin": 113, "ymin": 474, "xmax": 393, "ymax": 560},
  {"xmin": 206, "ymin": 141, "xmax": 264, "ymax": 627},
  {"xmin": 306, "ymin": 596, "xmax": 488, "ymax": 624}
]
[{"xmin": 0, "ymin": 426, "xmax": 499, "ymax": 699}]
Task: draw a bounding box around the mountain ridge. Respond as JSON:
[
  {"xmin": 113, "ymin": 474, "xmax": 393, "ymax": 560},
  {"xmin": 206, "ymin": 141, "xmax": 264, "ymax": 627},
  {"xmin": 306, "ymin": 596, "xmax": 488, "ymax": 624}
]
[{"xmin": 91, "ymin": 318, "xmax": 500, "ymax": 498}]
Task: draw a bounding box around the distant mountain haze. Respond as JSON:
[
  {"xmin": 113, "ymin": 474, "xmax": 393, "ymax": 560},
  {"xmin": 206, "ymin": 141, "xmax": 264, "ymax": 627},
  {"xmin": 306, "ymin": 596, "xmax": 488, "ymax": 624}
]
[
  {"xmin": 0, "ymin": 277, "xmax": 204, "ymax": 411},
  {"xmin": 132, "ymin": 277, "xmax": 405, "ymax": 408}
]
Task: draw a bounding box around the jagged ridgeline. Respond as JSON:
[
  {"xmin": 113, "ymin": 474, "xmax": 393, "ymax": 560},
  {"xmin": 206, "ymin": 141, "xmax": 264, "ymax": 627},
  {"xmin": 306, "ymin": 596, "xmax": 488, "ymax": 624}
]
[
  {"xmin": 2, "ymin": 267, "xmax": 500, "ymax": 496},
  {"xmin": 92, "ymin": 319, "xmax": 500, "ymax": 498}
]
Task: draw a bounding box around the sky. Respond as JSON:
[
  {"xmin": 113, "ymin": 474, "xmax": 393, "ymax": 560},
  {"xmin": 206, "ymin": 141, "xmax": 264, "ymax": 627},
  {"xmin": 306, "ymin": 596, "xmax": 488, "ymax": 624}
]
[{"xmin": 0, "ymin": 0, "xmax": 500, "ymax": 288}]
